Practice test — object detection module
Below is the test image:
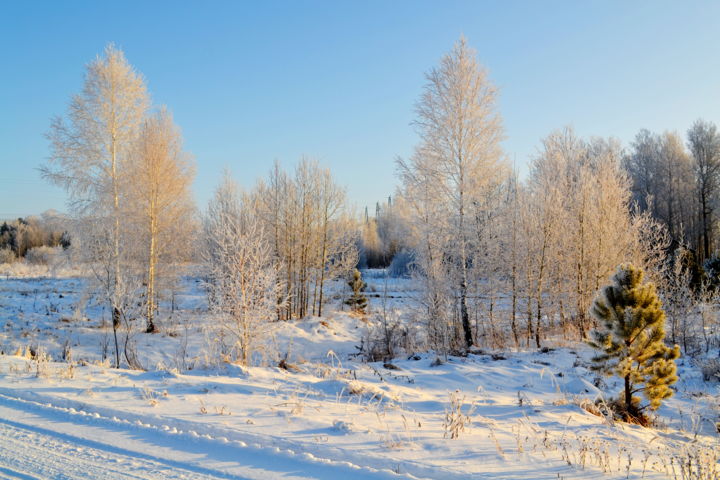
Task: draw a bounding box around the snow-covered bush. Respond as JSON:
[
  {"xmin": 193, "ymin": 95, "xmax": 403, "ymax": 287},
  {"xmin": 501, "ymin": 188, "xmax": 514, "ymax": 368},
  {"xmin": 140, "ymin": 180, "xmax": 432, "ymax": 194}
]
[
  {"xmin": 358, "ymin": 311, "xmax": 407, "ymax": 362},
  {"xmin": 24, "ymin": 246, "xmax": 62, "ymax": 265},
  {"xmin": 388, "ymin": 249, "xmax": 413, "ymax": 278},
  {"xmin": 701, "ymin": 358, "xmax": 720, "ymax": 382},
  {"xmin": 0, "ymin": 247, "xmax": 16, "ymax": 264},
  {"xmin": 204, "ymin": 173, "xmax": 281, "ymax": 366}
]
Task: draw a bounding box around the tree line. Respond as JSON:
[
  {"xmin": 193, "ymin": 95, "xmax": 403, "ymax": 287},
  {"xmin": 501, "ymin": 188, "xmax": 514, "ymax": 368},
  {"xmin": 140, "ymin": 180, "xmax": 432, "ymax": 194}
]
[
  {"xmin": 625, "ymin": 123, "xmax": 720, "ymax": 264},
  {"xmin": 43, "ymin": 45, "xmax": 359, "ymax": 367},
  {"xmin": 43, "ymin": 45, "xmax": 196, "ymax": 366},
  {"xmin": 41, "ymin": 41, "xmax": 718, "ymax": 368},
  {"xmin": 367, "ymin": 38, "xmax": 717, "ymax": 358},
  {"xmin": 0, "ymin": 213, "xmax": 70, "ymax": 262}
]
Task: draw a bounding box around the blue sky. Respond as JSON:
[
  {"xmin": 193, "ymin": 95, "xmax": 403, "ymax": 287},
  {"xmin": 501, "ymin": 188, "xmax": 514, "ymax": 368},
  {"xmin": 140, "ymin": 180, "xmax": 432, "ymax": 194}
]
[{"xmin": 1, "ymin": 1, "xmax": 718, "ymax": 219}]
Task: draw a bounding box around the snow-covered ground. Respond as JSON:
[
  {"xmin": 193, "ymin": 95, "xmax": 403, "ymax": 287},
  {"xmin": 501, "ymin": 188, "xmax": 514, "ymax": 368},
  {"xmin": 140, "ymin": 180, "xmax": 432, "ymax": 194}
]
[{"xmin": 0, "ymin": 270, "xmax": 718, "ymax": 479}]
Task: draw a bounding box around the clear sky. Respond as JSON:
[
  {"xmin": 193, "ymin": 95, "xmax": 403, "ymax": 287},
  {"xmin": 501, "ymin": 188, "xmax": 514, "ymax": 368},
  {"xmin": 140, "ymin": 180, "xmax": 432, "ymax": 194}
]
[{"xmin": 1, "ymin": 0, "xmax": 718, "ymax": 219}]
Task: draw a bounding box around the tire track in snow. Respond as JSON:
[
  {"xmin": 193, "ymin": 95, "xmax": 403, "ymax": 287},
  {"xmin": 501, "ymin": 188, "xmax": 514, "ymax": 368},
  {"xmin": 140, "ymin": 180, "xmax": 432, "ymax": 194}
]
[
  {"xmin": 0, "ymin": 391, "xmax": 421, "ymax": 480},
  {"xmin": 0, "ymin": 465, "xmax": 42, "ymax": 480},
  {"xmin": 0, "ymin": 419, "xmax": 224, "ymax": 480}
]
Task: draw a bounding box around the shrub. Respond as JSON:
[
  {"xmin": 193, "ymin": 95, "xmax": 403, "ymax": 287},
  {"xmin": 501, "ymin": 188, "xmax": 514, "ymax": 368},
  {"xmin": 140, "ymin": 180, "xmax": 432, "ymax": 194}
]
[
  {"xmin": 24, "ymin": 246, "xmax": 61, "ymax": 265},
  {"xmin": 388, "ymin": 249, "xmax": 413, "ymax": 277},
  {"xmin": 0, "ymin": 247, "xmax": 15, "ymax": 264},
  {"xmin": 700, "ymin": 358, "xmax": 720, "ymax": 382}
]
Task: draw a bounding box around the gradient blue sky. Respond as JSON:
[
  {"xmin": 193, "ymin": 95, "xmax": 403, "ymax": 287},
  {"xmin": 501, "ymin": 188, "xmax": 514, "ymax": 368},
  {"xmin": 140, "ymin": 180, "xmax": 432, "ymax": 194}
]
[{"xmin": 1, "ymin": 1, "xmax": 718, "ymax": 219}]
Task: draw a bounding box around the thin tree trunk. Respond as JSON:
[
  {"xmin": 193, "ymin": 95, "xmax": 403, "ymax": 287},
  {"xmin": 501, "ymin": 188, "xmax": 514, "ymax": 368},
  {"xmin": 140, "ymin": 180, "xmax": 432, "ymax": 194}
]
[
  {"xmin": 511, "ymin": 207, "xmax": 519, "ymax": 348},
  {"xmin": 460, "ymin": 276, "xmax": 472, "ymax": 348},
  {"xmin": 534, "ymin": 226, "xmax": 549, "ymax": 349},
  {"xmin": 458, "ymin": 183, "xmax": 472, "ymax": 349},
  {"xmin": 624, "ymin": 374, "xmax": 632, "ymax": 413},
  {"xmin": 146, "ymin": 209, "xmax": 157, "ymax": 333},
  {"xmin": 317, "ymin": 209, "xmax": 329, "ymax": 317},
  {"xmin": 526, "ymin": 297, "xmax": 533, "ymax": 348},
  {"xmin": 111, "ymin": 133, "xmax": 122, "ymax": 368},
  {"xmin": 702, "ymin": 190, "xmax": 710, "ymax": 260},
  {"xmin": 576, "ymin": 202, "xmax": 587, "ymax": 340},
  {"xmin": 112, "ymin": 308, "xmax": 120, "ymax": 368}
]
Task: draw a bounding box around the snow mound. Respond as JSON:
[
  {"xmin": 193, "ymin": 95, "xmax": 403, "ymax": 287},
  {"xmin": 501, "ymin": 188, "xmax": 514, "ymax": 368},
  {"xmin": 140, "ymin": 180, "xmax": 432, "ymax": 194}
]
[{"xmin": 561, "ymin": 376, "xmax": 602, "ymax": 398}]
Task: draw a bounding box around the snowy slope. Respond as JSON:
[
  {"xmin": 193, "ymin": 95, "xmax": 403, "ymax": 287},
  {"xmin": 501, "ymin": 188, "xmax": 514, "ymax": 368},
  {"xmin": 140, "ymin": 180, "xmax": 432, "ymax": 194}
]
[
  {"xmin": 0, "ymin": 273, "xmax": 718, "ymax": 479},
  {"xmin": 0, "ymin": 391, "xmax": 407, "ymax": 480}
]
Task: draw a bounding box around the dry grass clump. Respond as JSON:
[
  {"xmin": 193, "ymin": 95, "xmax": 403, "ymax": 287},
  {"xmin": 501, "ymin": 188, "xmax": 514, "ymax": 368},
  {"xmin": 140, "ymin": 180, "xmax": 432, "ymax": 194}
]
[{"xmin": 443, "ymin": 390, "xmax": 474, "ymax": 439}]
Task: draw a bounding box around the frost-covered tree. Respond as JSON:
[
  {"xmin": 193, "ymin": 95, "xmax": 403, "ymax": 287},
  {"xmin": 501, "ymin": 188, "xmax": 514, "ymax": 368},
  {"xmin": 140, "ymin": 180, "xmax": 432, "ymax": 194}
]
[
  {"xmin": 398, "ymin": 37, "xmax": 506, "ymax": 349},
  {"xmin": 359, "ymin": 215, "xmax": 383, "ymax": 268},
  {"xmin": 359, "ymin": 196, "xmax": 408, "ymax": 269},
  {"xmin": 523, "ymin": 128, "xmax": 667, "ymax": 343},
  {"xmin": 253, "ymin": 159, "xmax": 356, "ymax": 320},
  {"xmin": 688, "ymin": 119, "xmax": 720, "ymax": 261},
  {"xmin": 521, "ymin": 134, "xmax": 568, "ymax": 347},
  {"xmin": 204, "ymin": 172, "xmax": 280, "ymax": 366},
  {"xmin": 590, "ymin": 264, "xmax": 680, "ymax": 420},
  {"xmin": 504, "ymin": 169, "xmax": 522, "ymax": 347},
  {"xmin": 624, "ymin": 129, "xmax": 662, "ymax": 216},
  {"xmin": 128, "ymin": 108, "xmax": 196, "ymax": 333},
  {"xmin": 658, "ymin": 132, "xmax": 696, "ymax": 244},
  {"xmin": 624, "ymin": 130, "xmax": 697, "ymax": 251},
  {"xmin": 42, "ymin": 44, "xmax": 149, "ymax": 367},
  {"xmin": 397, "ymin": 155, "xmax": 456, "ymax": 354},
  {"xmin": 0, "ymin": 214, "xmax": 70, "ymax": 259},
  {"xmin": 664, "ymin": 248, "xmax": 697, "ymax": 349}
]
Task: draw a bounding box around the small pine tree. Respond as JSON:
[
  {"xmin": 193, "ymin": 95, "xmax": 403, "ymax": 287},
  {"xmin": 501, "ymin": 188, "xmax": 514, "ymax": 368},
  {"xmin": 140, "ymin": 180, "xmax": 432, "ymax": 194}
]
[
  {"xmin": 589, "ymin": 264, "xmax": 680, "ymax": 422},
  {"xmin": 345, "ymin": 268, "xmax": 368, "ymax": 313}
]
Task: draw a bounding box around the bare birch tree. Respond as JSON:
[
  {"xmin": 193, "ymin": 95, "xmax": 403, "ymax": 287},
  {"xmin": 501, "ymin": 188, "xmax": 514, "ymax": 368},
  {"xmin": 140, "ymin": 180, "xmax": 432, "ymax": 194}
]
[
  {"xmin": 204, "ymin": 173, "xmax": 280, "ymax": 365},
  {"xmin": 522, "ymin": 142, "xmax": 566, "ymax": 347},
  {"xmin": 42, "ymin": 44, "xmax": 149, "ymax": 367},
  {"xmin": 402, "ymin": 37, "xmax": 506, "ymax": 349},
  {"xmin": 253, "ymin": 158, "xmax": 356, "ymax": 320},
  {"xmin": 523, "ymin": 128, "xmax": 669, "ymax": 342},
  {"xmin": 397, "ymin": 150, "xmax": 456, "ymax": 355},
  {"xmin": 625, "ymin": 130, "xmax": 697, "ymax": 250},
  {"xmin": 688, "ymin": 119, "xmax": 720, "ymax": 261},
  {"xmin": 128, "ymin": 108, "xmax": 196, "ymax": 333},
  {"xmin": 658, "ymin": 132, "xmax": 696, "ymax": 244}
]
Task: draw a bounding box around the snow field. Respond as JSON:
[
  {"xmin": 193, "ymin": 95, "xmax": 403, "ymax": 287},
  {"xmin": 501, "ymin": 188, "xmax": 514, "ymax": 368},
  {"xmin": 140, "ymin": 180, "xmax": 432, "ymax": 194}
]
[{"xmin": 0, "ymin": 273, "xmax": 717, "ymax": 479}]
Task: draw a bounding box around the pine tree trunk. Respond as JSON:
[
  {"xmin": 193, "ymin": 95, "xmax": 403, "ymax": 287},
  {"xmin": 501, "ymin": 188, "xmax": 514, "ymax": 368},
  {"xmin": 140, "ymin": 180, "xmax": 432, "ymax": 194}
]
[{"xmin": 624, "ymin": 374, "xmax": 632, "ymax": 414}]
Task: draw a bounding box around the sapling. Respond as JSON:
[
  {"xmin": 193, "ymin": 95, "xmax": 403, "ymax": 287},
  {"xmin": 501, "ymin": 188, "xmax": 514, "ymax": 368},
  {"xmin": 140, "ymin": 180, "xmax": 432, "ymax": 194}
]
[
  {"xmin": 589, "ymin": 264, "xmax": 680, "ymax": 423},
  {"xmin": 345, "ymin": 269, "xmax": 368, "ymax": 314}
]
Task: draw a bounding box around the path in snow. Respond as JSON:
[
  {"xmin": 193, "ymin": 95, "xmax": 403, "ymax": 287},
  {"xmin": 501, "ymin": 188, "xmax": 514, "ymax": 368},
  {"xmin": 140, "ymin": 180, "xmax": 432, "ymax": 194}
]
[
  {"xmin": 0, "ymin": 395, "xmax": 409, "ymax": 480},
  {"xmin": 0, "ymin": 419, "xmax": 231, "ymax": 480}
]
